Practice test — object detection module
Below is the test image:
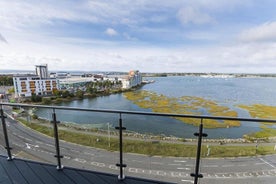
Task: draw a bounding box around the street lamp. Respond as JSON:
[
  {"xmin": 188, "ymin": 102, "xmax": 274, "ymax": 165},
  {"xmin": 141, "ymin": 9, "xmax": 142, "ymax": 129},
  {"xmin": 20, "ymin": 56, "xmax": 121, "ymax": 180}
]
[{"xmin": 107, "ymin": 122, "xmax": 110, "ymax": 148}]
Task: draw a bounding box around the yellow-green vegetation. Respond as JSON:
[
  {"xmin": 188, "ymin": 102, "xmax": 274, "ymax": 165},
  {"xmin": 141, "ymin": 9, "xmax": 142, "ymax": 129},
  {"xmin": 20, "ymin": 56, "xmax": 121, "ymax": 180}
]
[
  {"xmin": 19, "ymin": 118, "xmax": 275, "ymax": 157},
  {"xmin": 238, "ymin": 104, "xmax": 276, "ymax": 139},
  {"xmin": 124, "ymin": 90, "xmax": 240, "ymax": 128},
  {"xmin": 244, "ymin": 125, "xmax": 276, "ymax": 140},
  {"xmin": 238, "ymin": 104, "xmax": 276, "ymax": 119}
]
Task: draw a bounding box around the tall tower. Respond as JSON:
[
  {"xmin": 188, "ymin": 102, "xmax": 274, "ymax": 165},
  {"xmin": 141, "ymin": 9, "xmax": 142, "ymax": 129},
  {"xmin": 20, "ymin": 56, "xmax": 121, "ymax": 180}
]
[{"xmin": 35, "ymin": 64, "xmax": 48, "ymax": 79}]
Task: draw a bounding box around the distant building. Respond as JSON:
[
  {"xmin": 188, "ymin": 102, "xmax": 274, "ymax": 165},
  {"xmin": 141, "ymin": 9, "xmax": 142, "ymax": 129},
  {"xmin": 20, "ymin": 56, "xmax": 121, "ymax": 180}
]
[
  {"xmin": 49, "ymin": 72, "xmax": 70, "ymax": 79},
  {"xmin": 35, "ymin": 64, "xmax": 49, "ymax": 79},
  {"xmin": 13, "ymin": 64, "xmax": 59, "ymax": 97},
  {"xmin": 121, "ymin": 70, "xmax": 142, "ymax": 89},
  {"xmin": 13, "ymin": 75, "xmax": 59, "ymax": 97}
]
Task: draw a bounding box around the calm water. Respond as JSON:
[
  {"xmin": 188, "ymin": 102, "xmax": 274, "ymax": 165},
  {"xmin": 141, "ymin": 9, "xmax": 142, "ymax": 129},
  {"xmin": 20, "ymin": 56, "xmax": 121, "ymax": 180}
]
[{"xmin": 35, "ymin": 76, "xmax": 276, "ymax": 138}]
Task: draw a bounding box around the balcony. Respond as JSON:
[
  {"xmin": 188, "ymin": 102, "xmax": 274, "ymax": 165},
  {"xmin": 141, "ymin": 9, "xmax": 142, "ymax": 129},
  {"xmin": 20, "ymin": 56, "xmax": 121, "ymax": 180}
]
[
  {"xmin": 0, "ymin": 155, "xmax": 171, "ymax": 184},
  {"xmin": 1, "ymin": 102, "xmax": 276, "ymax": 184}
]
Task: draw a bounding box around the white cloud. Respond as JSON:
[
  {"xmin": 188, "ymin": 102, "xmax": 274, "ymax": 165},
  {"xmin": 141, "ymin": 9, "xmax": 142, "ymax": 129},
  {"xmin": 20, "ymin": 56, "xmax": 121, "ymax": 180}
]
[
  {"xmin": 1, "ymin": 0, "xmax": 276, "ymax": 73},
  {"xmin": 0, "ymin": 1, "xmax": 99, "ymax": 30},
  {"xmin": 0, "ymin": 0, "xmax": 252, "ymax": 34},
  {"xmin": 239, "ymin": 22, "xmax": 276, "ymax": 42},
  {"xmin": 105, "ymin": 28, "xmax": 118, "ymax": 36},
  {"xmin": 177, "ymin": 6, "xmax": 214, "ymax": 25},
  {"xmin": 2, "ymin": 34, "xmax": 276, "ymax": 73}
]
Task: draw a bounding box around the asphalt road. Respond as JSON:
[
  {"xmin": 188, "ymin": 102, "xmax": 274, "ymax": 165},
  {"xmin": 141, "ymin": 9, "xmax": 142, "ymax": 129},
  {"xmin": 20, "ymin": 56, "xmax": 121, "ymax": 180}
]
[{"xmin": 1, "ymin": 115, "xmax": 276, "ymax": 184}]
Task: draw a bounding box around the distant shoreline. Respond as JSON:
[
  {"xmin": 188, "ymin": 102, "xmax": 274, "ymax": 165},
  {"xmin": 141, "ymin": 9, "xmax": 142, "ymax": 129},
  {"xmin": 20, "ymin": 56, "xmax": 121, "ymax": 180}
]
[
  {"xmin": 143, "ymin": 73, "xmax": 276, "ymax": 78},
  {"xmin": 1, "ymin": 70, "xmax": 276, "ymax": 78}
]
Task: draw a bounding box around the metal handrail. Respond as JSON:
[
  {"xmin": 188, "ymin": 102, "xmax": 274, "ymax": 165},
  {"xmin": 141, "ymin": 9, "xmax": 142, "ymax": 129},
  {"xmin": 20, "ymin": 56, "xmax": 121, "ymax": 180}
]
[
  {"xmin": 1, "ymin": 102, "xmax": 276, "ymax": 184},
  {"xmin": 1, "ymin": 102, "xmax": 276, "ymax": 123}
]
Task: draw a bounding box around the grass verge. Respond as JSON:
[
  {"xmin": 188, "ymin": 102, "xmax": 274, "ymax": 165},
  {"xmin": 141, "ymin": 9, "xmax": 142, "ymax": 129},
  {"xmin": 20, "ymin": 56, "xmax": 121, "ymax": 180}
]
[{"xmin": 19, "ymin": 118, "xmax": 276, "ymax": 158}]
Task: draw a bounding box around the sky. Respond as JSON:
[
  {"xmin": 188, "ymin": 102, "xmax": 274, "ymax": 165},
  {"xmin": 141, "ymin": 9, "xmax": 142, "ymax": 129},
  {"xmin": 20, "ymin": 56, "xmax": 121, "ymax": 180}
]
[{"xmin": 0, "ymin": 0, "xmax": 276, "ymax": 73}]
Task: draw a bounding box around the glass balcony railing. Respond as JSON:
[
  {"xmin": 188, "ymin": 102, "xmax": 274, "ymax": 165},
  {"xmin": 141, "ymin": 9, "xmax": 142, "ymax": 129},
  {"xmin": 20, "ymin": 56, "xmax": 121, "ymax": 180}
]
[{"xmin": 1, "ymin": 102, "xmax": 276, "ymax": 184}]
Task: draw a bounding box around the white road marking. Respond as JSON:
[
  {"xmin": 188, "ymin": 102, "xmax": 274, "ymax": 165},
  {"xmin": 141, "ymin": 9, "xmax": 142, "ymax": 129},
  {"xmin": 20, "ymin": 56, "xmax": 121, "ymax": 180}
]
[
  {"xmin": 177, "ymin": 167, "xmax": 191, "ymax": 171},
  {"xmin": 255, "ymin": 162, "xmax": 265, "ymax": 165},
  {"xmin": 151, "ymin": 162, "xmax": 163, "ymax": 165},
  {"xmin": 43, "ymin": 143, "xmax": 54, "ymax": 148},
  {"xmin": 91, "ymin": 161, "xmax": 105, "ymax": 167},
  {"xmin": 73, "ymin": 158, "xmax": 86, "ymax": 163},
  {"xmin": 168, "ymin": 163, "xmax": 182, "ymax": 166},
  {"xmin": 128, "ymin": 168, "xmax": 145, "ymax": 174},
  {"xmin": 25, "ymin": 143, "xmax": 39, "ymax": 149},
  {"xmin": 181, "ymin": 179, "xmax": 193, "ymax": 183},
  {"xmin": 174, "ymin": 160, "xmax": 187, "ymax": 163},
  {"xmin": 156, "ymin": 170, "xmax": 166, "ymax": 176},
  {"xmin": 18, "ymin": 135, "xmax": 32, "ymax": 142},
  {"xmin": 204, "ymin": 165, "xmax": 218, "ymax": 167},
  {"xmin": 26, "ymin": 144, "xmax": 31, "ymax": 149},
  {"xmin": 260, "ymin": 158, "xmax": 276, "ymax": 169},
  {"xmin": 63, "ymin": 156, "xmax": 71, "ymax": 159},
  {"xmin": 170, "ymin": 171, "xmax": 187, "ymax": 177},
  {"xmin": 222, "ymin": 164, "xmax": 234, "ymax": 167},
  {"xmin": 109, "ymin": 165, "xmax": 119, "ymax": 170},
  {"xmin": 83, "ymin": 152, "xmax": 95, "ymax": 156}
]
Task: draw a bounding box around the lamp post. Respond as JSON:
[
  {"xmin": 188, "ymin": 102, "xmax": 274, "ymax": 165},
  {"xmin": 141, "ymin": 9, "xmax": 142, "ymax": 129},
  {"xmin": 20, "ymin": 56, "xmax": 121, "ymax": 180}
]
[{"xmin": 107, "ymin": 122, "xmax": 110, "ymax": 148}]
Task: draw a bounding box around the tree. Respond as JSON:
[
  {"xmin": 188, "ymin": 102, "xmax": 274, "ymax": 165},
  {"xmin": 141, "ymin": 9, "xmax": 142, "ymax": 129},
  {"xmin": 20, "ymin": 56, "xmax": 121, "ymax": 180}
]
[
  {"xmin": 61, "ymin": 90, "xmax": 70, "ymax": 98},
  {"xmin": 75, "ymin": 90, "xmax": 84, "ymax": 99},
  {"xmin": 0, "ymin": 76, "xmax": 13, "ymax": 86},
  {"xmin": 42, "ymin": 97, "xmax": 51, "ymax": 105},
  {"xmin": 7, "ymin": 87, "xmax": 15, "ymax": 94},
  {"xmin": 86, "ymin": 86, "xmax": 96, "ymax": 94},
  {"xmin": 31, "ymin": 94, "xmax": 42, "ymax": 102},
  {"xmin": 53, "ymin": 89, "xmax": 62, "ymax": 97}
]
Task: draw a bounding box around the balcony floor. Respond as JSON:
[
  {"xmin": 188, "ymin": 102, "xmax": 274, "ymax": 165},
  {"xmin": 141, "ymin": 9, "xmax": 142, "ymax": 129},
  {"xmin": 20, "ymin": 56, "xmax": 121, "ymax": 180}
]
[{"xmin": 0, "ymin": 155, "xmax": 174, "ymax": 184}]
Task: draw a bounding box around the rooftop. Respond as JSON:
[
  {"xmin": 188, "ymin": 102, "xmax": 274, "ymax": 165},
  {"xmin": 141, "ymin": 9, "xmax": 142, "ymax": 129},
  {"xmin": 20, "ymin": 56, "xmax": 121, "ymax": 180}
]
[{"xmin": 0, "ymin": 155, "xmax": 174, "ymax": 184}]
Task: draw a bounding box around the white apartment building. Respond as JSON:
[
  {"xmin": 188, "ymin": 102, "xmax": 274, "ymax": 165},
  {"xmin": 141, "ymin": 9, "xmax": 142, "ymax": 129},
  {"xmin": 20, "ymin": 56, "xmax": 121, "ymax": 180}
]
[
  {"xmin": 121, "ymin": 70, "xmax": 142, "ymax": 89},
  {"xmin": 13, "ymin": 75, "xmax": 59, "ymax": 97},
  {"xmin": 35, "ymin": 64, "xmax": 49, "ymax": 79}
]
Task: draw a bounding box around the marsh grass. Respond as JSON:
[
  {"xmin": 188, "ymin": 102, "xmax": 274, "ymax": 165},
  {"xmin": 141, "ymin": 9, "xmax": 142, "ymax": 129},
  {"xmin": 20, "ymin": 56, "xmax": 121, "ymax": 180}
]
[
  {"xmin": 238, "ymin": 104, "xmax": 276, "ymax": 139},
  {"xmin": 238, "ymin": 104, "xmax": 276, "ymax": 119},
  {"xmin": 124, "ymin": 91, "xmax": 240, "ymax": 128},
  {"xmin": 245, "ymin": 125, "xmax": 276, "ymax": 139}
]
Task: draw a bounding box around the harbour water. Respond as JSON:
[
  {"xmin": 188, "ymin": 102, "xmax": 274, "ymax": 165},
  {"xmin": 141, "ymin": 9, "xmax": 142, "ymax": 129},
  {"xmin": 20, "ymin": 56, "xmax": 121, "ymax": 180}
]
[{"xmin": 35, "ymin": 76, "xmax": 276, "ymax": 138}]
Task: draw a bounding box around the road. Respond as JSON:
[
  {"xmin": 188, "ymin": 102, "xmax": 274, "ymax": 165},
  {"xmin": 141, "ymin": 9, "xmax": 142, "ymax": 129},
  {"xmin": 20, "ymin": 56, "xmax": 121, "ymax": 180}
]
[{"xmin": 1, "ymin": 115, "xmax": 276, "ymax": 184}]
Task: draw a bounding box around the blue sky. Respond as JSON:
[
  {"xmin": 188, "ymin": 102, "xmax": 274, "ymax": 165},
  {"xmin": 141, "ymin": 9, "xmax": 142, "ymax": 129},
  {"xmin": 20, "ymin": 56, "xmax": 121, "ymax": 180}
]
[{"xmin": 1, "ymin": 0, "xmax": 276, "ymax": 73}]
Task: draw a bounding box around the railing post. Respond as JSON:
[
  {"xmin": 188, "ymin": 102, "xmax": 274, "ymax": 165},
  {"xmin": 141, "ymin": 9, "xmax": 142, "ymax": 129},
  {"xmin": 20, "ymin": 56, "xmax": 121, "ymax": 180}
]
[
  {"xmin": 0, "ymin": 105, "xmax": 13, "ymax": 160},
  {"xmin": 115, "ymin": 113, "xmax": 127, "ymax": 180},
  {"xmin": 51, "ymin": 109, "xmax": 63, "ymax": 170},
  {"xmin": 191, "ymin": 118, "xmax": 208, "ymax": 184}
]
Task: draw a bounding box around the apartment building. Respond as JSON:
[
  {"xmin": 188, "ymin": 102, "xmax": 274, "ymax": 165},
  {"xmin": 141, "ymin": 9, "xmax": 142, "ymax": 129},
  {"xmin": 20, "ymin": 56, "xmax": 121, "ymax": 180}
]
[
  {"xmin": 13, "ymin": 75, "xmax": 59, "ymax": 97},
  {"xmin": 121, "ymin": 70, "xmax": 142, "ymax": 89},
  {"xmin": 35, "ymin": 64, "xmax": 49, "ymax": 79}
]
